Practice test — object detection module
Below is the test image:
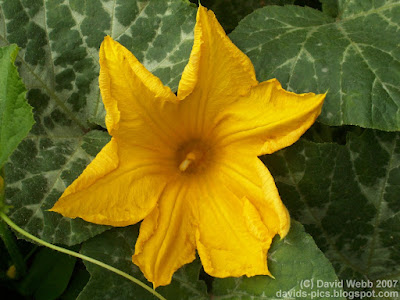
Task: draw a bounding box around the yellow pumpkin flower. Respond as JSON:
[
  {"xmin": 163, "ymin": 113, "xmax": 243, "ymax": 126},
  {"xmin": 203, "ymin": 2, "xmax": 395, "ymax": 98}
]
[{"xmin": 50, "ymin": 5, "xmax": 325, "ymax": 288}]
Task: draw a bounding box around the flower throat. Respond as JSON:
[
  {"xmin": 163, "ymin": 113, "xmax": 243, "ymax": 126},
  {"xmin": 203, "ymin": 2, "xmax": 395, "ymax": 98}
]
[{"xmin": 176, "ymin": 140, "xmax": 211, "ymax": 174}]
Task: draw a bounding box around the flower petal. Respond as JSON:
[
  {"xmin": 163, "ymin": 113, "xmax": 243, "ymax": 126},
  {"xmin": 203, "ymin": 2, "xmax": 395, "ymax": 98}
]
[
  {"xmin": 99, "ymin": 36, "xmax": 178, "ymax": 137},
  {"xmin": 132, "ymin": 179, "xmax": 197, "ymax": 288},
  {"xmin": 50, "ymin": 138, "xmax": 168, "ymax": 226},
  {"xmin": 176, "ymin": 5, "xmax": 257, "ymax": 136},
  {"xmin": 217, "ymin": 150, "xmax": 290, "ymax": 238},
  {"xmin": 195, "ymin": 173, "xmax": 274, "ymax": 278},
  {"xmin": 215, "ymin": 79, "xmax": 325, "ymax": 155}
]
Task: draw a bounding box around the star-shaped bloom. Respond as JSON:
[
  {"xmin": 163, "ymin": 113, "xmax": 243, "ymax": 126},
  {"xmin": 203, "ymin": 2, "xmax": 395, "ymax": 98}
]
[{"xmin": 51, "ymin": 6, "xmax": 325, "ymax": 288}]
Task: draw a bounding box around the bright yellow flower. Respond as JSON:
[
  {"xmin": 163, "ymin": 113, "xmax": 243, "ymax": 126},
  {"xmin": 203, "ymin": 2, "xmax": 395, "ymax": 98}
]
[{"xmin": 51, "ymin": 6, "xmax": 325, "ymax": 288}]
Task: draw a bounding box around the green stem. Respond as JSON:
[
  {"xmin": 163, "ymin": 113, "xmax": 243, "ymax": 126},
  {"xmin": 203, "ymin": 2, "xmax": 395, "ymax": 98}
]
[
  {"xmin": 0, "ymin": 212, "xmax": 166, "ymax": 300},
  {"xmin": 0, "ymin": 220, "xmax": 27, "ymax": 277}
]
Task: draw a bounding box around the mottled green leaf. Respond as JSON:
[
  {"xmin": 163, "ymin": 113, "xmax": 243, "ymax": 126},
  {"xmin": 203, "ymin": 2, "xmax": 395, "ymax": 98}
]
[
  {"xmin": 200, "ymin": 0, "xmax": 295, "ymax": 32},
  {"xmin": 4, "ymin": 130, "xmax": 110, "ymax": 245},
  {"xmin": 230, "ymin": 1, "xmax": 400, "ymax": 130},
  {"xmin": 0, "ymin": 0, "xmax": 196, "ymax": 127},
  {"xmin": 263, "ymin": 129, "xmax": 400, "ymax": 297},
  {"xmin": 19, "ymin": 247, "xmax": 76, "ymax": 300},
  {"xmin": 0, "ymin": 45, "xmax": 34, "ymax": 169},
  {"xmin": 79, "ymin": 226, "xmax": 208, "ymax": 300},
  {"xmin": 212, "ymin": 220, "xmax": 345, "ymax": 300}
]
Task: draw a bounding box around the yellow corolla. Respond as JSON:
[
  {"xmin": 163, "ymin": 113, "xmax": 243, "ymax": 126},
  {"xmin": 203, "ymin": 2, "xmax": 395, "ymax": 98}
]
[{"xmin": 51, "ymin": 5, "xmax": 325, "ymax": 288}]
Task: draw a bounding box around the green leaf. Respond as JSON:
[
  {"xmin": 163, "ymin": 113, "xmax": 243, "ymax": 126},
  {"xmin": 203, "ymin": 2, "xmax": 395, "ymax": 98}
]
[
  {"xmin": 59, "ymin": 264, "xmax": 90, "ymax": 300},
  {"xmin": 79, "ymin": 226, "xmax": 208, "ymax": 300},
  {"xmin": 263, "ymin": 129, "xmax": 400, "ymax": 297},
  {"xmin": 200, "ymin": 0, "xmax": 295, "ymax": 32},
  {"xmin": 230, "ymin": 1, "xmax": 400, "ymax": 131},
  {"xmin": 320, "ymin": 0, "xmax": 339, "ymax": 18},
  {"xmin": 19, "ymin": 247, "xmax": 76, "ymax": 300},
  {"xmin": 0, "ymin": 0, "xmax": 196, "ymax": 127},
  {"xmin": 4, "ymin": 130, "xmax": 111, "ymax": 245},
  {"xmin": 0, "ymin": 45, "xmax": 34, "ymax": 169},
  {"xmin": 212, "ymin": 220, "xmax": 345, "ymax": 300}
]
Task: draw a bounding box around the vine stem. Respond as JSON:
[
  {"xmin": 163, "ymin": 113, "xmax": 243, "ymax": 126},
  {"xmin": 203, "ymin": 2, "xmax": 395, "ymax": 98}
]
[{"xmin": 0, "ymin": 212, "xmax": 166, "ymax": 300}]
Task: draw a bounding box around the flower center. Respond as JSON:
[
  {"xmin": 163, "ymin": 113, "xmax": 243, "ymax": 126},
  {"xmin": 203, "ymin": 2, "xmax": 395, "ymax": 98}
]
[{"xmin": 176, "ymin": 140, "xmax": 211, "ymax": 174}]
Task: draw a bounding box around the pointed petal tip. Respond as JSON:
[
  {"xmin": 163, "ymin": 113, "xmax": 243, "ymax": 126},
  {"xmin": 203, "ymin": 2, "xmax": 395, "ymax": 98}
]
[
  {"xmin": 196, "ymin": 4, "xmax": 219, "ymax": 31},
  {"xmin": 131, "ymin": 254, "xmax": 174, "ymax": 289},
  {"xmin": 268, "ymin": 271, "xmax": 276, "ymax": 280},
  {"xmin": 197, "ymin": 2, "xmax": 206, "ymax": 12},
  {"xmin": 132, "ymin": 248, "xmax": 197, "ymax": 288},
  {"xmin": 267, "ymin": 78, "xmax": 327, "ymax": 102},
  {"xmin": 178, "ymin": 2, "xmax": 257, "ymax": 100},
  {"xmin": 278, "ymin": 214, "xmax": 291, "ymax": 239},
  {"xmin": 101, "ymin": 35, "xmax": 120, "ymax": 49},
  {"xmin": 48, "ymin": 199, "xmax": 64, "ymax": 214},
  {"xmin": 48, "ymin": 196, "xmax": 78, "ymax": 219},
  {"xmin": 100, "ymin": 35, "xmax": 114, "ymax": 52},
  {"xmin": 47, "ymin": 200, "xmax": 79, "ymax": 222}
]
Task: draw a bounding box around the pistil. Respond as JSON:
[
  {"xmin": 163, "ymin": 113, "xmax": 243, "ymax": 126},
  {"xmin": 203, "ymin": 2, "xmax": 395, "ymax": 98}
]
[
  {"xmin": 176, "ymin": 139, "xmax": 213, "ymax": 174},
  {"xmin": 179, "ymin": 152, "xmax": 196, "ymax": 172}
]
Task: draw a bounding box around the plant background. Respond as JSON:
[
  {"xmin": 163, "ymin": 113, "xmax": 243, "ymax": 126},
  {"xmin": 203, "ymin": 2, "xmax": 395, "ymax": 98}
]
[{"xmin": 0, "ymin": 0, "xmax": 399, "ymax": 299}]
